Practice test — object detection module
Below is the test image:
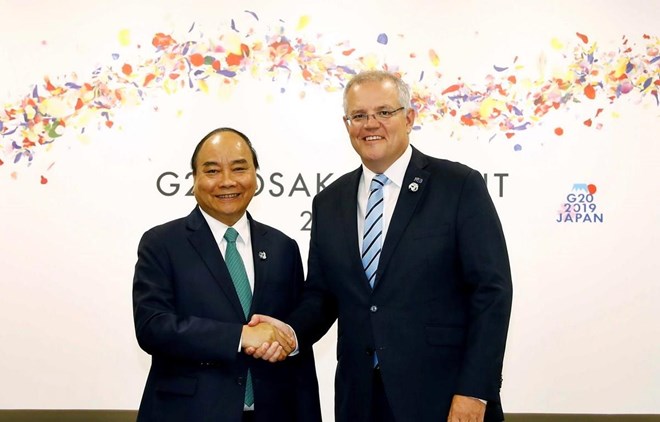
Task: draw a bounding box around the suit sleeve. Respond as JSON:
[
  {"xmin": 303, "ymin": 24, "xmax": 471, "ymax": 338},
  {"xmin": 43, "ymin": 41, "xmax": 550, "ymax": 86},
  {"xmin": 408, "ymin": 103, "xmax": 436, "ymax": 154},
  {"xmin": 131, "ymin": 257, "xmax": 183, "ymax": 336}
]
[
  {"xmin": 454, "ymin": 170, "xmax": 513, "ymax": 401},
  {"xmin": 132, "ymin": 228, "xmax": 243, "ymax": 363},
  {"xmin": 287, "ymin": 196, "xmax": 339, "ymax": 350}
]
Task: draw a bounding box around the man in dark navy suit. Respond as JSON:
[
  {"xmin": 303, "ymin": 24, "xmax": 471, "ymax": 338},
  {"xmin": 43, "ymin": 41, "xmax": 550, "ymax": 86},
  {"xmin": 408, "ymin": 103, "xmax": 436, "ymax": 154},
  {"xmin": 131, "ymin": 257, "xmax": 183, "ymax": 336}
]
[
  {"xmin": 250, "ymin": 71, "xmax": 513, "ymax": 422},
  {"xmin": 133, "ymin": 128, "xmax": 321, "ymax": 422}
]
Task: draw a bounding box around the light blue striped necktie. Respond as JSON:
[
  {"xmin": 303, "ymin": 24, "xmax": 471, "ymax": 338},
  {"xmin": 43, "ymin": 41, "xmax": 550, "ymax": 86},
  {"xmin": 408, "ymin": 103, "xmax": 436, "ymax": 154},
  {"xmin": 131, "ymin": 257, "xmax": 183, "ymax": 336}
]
[
  {"xmin": 362, "ymin": 174, "xmax": 388, "ymax": 289},
  {"xmin": 223, "ymin": 227, "xmax": 254, "ymax": 407}
]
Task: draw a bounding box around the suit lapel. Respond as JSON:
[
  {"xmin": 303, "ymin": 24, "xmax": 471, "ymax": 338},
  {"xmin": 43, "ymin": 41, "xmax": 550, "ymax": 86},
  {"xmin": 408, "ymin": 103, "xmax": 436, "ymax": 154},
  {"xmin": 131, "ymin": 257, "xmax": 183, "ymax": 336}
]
[
  {"xmin": 340, "ymin": 168, "xmax": 373, "ymax": 291},
  {"xmin": 248, "ymin": 215, "xmax": 268, "ymax": 317},
  {"xmin": 376, "ymin": 148, "xmax": 430, "ymax": 288},
  {"xmin": 186, "ymin": 207, "xmax": 246, "ymax": 319}
]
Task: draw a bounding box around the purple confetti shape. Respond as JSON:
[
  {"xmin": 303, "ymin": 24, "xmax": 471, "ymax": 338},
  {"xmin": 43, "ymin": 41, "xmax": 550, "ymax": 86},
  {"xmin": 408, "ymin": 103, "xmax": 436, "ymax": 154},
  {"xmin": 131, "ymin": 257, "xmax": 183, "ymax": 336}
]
[
  {"xmin": 419, "ymin": 71, "xmax": 424, "ymax": 81},
  {"xmin": 5, "ymin": 127, "xmax": 17, "ymax": 136},
  {"xmin": 245, "ymin": 10, "xmax": 259, "ymax": 20},
  {"xmin": 650, "ymin": 56, "xmax": 660, "ymax": 64},
  {"xmin": 512, "ymin": 122, "xmax": 531, "ymax": 130},
  {"xmin": 512, "ymin": 106, "xmax": 523, "ymax": 116},
  {"xmin": 231, "ymin": 19, "xmax": 238, "ymax": 32},
  {"xmin": 32, "ymin": 85, "xmax": 38, "ymax": 98},
  {"xmin": 112, "ymin": 53, "xmax": 119, "ymax": 60},
  {"xmin": 65, "ymin": 82, "xmax": 82, "ymax": 89},
  {"xmin": 514, "ymin": 144, "xmax": 522, "ymax": 152},
  {"xmin": 625, "ymin": 62, "xmax": 633, "ymax": 73},
  {"xmin": 642, "ymin": 78, "xmax": 653, "ymax": 91},
  {"xmin": 338, "ymin": 66, "xmax": 356, "ymax": 74},
  {"xmin": 488, "ymin": 134, "xmax": 496, "ymax": 142},
  {"xmin": 188, "ymin": 22, "xmax": 195, "ymax": 32},
  {"xmin": 494, "ymin": 65, "xmax": 508, "ymax": 72},
  {"xmin": 412, "ymin": 126, "xmax": 421, "ymax": 131},
  {"xmin": 280, "ymin": 87, "xmax": 286, "ymax": 93},
  {"xmin": 14, "ymin": 152, "xmax": 22, "ymax": 163},
  {"xmin": 219, "ymin": 70, "xmax": 237, "ymax": 77},
  {"xmin": 377, "ymin": 33, "xmax": 388, "ymax": 45}
]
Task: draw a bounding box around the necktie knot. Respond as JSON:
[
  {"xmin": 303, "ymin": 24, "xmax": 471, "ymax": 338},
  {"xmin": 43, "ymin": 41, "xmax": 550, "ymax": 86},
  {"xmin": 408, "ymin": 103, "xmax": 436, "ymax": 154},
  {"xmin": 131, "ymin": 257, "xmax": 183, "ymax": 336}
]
[
  {"xmin": 370, "ymin": 173, "xmax": 388, "ymax": 191},
  {"xmin": 224, "ymin": 227, "xmax": 239, "ymax": 243}
]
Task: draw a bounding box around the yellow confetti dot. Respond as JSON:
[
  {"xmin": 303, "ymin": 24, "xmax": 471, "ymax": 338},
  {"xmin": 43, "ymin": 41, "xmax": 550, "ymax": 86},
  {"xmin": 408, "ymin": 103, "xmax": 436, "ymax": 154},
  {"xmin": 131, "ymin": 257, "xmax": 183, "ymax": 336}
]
[
  {"xmin": 118, "ymin": 29, "xmax": 131, "ymax": 47},
  {"xmin": 550, "ymin": 38, "xmax": 564, "ymax": 50},
  {"xmin": 297, "ymin": 15, "xmax": 310, "ymax": 30}
]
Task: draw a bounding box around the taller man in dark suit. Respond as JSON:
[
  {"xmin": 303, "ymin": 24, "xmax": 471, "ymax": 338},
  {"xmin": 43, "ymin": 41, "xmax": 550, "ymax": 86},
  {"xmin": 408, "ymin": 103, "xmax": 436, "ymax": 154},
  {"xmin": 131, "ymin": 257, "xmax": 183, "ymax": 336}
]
[
  {"xmin": 250, "ymin": 71, "xmax": 513, "ymax": 422},
  {"xmin": 133, "ymin": 128, "xmax": 322, "ymax": 422}
]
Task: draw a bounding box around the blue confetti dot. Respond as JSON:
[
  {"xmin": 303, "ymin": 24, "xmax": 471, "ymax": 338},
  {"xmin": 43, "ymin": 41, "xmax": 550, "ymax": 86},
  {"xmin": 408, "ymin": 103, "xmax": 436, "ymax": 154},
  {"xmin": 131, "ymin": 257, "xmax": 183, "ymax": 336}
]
[
  {"xmin": 514, "ymin": 144, "xmax": 522, "ymax": 152},
  {"xmin": 377, "ymin": 33, "xmax": 388, "ymax": 45}
]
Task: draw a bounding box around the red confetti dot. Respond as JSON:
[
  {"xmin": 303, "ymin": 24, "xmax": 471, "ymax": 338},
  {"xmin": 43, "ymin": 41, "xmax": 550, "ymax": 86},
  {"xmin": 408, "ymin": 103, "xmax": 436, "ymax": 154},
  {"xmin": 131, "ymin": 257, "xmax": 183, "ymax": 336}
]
[
  {"xmin": 40, "ymin": 176, "xmax": 48, "ymax": 184},
  {"xmin": 122, "ymin": 63, "xmax": 132, "ymax": 76},
  {"xmin": 584, "ymin": 84, "xmax": 596, "ymax": 100},
  {"xmin": 212, "ymin": 60, "xmax": 221, "ymax": 71},
  {"xmin": 0, "ymin": 159, "xmax": 4, "ymax": 166},
  {"xmin": 587, "ymin": 184, "xmax": 597, "ymax": 194},
  {"xmin": 105, "ymin": 121, "xmax": 114, "ymax": 128},
  {"xmin": 190, "ymin": 53, "xmax": 204, "ymax": 67},
  {"xmin": 554, "ymin": 127, "xmax": 564, "ymax": 136},
  {"xmin": 583, "ymin": 119, "xmax": 592, "ymax": 127}
]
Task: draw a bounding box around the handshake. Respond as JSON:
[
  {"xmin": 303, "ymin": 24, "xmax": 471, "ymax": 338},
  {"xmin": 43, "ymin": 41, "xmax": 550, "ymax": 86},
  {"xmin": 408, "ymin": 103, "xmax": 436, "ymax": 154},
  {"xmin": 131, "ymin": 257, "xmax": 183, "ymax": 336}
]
[{"xmin": 241, "ymin": 314, "xmax": 296, "ymax": 362}]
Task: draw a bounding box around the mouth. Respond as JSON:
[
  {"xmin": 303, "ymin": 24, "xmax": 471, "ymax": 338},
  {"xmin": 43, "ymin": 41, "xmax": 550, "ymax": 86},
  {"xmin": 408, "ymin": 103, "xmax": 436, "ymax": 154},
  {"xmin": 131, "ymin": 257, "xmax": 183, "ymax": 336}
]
[
  {"xmin": 363, "ymin": 135, "xmax": 384, "ymax": 141},
  {"xmin": 215, "ymin": 193, "xmax": 240, "ymax": 199}
]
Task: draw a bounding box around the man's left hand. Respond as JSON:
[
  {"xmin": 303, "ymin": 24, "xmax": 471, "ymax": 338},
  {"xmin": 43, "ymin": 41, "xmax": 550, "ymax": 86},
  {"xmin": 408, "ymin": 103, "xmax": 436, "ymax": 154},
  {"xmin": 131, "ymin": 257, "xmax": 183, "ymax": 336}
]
[{"xmin": 447, "ymin": 394, "xmax": 486, "ymax": 422}]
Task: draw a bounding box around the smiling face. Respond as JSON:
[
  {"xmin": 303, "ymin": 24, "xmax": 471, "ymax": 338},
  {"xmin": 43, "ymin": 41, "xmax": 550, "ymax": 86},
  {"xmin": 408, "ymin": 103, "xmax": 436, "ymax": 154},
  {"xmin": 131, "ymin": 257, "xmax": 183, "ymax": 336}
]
[
  {"xmin": 344, "ymin": 79, "xmax": 415, "ymax": 173},
  {"xmin": 192, "ymin": 132, "xmax": 257, "ymax": 226}
]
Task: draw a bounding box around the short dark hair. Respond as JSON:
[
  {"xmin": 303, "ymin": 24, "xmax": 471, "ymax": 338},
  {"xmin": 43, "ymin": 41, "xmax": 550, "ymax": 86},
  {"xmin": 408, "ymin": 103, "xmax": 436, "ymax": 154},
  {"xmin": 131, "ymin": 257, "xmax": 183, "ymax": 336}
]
[{"xmin": 190, "ymin": 127, "xmax": 259, "ymax": 174}]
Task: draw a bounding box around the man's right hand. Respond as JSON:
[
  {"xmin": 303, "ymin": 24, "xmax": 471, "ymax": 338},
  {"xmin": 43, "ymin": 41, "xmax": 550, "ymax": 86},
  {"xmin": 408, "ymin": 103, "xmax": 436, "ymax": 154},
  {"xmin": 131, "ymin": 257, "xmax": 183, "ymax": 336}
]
[
  {"xmin": 244, "ymin": 315, "xmax": 297, "ymax": 361},
  {"xmin": 241, "ymin": 322, "xmax": 294, "ymax": 362}
]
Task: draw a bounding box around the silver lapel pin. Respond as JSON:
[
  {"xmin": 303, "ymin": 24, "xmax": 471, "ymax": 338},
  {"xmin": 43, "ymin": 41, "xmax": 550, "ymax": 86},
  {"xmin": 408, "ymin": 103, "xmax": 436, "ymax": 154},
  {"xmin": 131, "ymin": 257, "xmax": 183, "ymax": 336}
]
[{"xmin": 258, "ymin": 251, "xmax": 267, "ymax": 260}]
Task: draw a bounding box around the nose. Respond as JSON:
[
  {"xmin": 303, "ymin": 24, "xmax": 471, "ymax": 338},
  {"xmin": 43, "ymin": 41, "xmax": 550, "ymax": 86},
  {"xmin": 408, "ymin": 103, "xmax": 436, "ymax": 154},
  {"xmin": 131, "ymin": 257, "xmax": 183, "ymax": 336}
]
[
  {"xmin": 363, "ymin": 114, "xmax": 381, "ymax": 129},
  {"xmin": 217, "ymin": 169, "xmax": 237, "ymax": 187}
]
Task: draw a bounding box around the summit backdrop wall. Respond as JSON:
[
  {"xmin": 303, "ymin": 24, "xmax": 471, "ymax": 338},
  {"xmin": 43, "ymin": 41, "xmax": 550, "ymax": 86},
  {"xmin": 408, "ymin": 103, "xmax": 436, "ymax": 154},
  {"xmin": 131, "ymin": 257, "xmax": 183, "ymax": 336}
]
[{"xmin": 1, "ymin": 0, "xmax": 658, "ymax": 419}]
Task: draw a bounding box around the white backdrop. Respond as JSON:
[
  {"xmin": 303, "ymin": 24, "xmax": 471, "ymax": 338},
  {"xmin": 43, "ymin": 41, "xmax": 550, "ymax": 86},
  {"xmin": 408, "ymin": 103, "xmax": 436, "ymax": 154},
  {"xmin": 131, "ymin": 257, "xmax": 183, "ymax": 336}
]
[{"xmin": 1, "ymin": 0, "xmax": 659, "ymax": 418}]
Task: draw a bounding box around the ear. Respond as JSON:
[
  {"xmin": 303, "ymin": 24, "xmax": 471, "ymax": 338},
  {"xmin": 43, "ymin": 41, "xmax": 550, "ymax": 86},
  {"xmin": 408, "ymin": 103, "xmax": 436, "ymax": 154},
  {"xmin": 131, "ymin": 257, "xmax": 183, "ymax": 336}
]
[
  {"xmin": 405, "ymin": 108, "xmax": 415, "ymax": 133},
  {"xmin": 343, "ymin": 116, "xmax": 351, "ymax": 133}
]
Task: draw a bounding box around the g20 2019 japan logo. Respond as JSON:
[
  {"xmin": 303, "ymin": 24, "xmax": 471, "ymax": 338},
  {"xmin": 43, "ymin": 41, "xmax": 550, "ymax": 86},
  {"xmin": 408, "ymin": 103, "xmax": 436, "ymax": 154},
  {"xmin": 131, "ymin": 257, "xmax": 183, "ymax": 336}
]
[{"xmin": 556, "ymin": 183, "xmax": 603, "ymax": 223}]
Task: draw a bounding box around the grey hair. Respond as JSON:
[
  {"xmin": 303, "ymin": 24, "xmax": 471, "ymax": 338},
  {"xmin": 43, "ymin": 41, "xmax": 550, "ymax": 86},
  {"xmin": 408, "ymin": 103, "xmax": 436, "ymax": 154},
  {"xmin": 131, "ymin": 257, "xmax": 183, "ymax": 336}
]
[{"xmin": 342, "ymin": 70, "xmax": 411, "ymax": 114}]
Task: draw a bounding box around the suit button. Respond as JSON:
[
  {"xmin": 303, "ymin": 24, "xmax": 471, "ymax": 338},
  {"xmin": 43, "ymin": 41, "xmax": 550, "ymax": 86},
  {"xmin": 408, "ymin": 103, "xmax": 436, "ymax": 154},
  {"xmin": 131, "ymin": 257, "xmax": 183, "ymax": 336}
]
[{"xmin": 370, "ymin": 305, "xmax": 378, "ymax": 313}]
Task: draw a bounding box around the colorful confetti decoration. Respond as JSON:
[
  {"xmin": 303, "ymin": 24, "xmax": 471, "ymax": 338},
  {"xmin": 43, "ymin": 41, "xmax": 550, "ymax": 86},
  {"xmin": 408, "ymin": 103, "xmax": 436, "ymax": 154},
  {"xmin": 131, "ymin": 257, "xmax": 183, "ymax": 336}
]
[{"xmin": 1, "ymin": 14, "xmax": 658, "ymax": 178}]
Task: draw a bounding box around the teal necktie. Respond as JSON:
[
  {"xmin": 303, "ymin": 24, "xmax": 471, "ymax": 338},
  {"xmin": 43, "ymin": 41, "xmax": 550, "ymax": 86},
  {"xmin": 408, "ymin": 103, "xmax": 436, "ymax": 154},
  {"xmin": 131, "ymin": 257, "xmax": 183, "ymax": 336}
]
[{"xmin": 223, "ymin": 227, "xmax": 254, "ymax": 407}]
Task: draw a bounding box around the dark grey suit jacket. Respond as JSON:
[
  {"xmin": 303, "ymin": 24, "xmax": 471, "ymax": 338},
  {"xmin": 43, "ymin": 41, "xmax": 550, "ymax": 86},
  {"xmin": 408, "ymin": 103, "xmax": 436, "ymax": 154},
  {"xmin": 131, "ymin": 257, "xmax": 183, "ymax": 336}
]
[
  {"xmin": 288, "ymin": 147, "xmax": 512, "ymax": 422},
  {"xmin": 133, "ymin": 207, "xmax": 321, "ymax": 422}
]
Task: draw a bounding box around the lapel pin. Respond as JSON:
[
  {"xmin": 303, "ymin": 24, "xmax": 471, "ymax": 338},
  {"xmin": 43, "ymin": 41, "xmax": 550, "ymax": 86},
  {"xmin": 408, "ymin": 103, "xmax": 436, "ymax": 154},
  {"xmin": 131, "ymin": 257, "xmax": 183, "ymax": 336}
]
[
  {"xmin": 258, "ymin": 251, "xmax": 267, "ymax": 260},
  {"xmin": 414, "ymin": 177, "xmax": 424, "ymax": 183},
  {"xmin": 408, "ymin": 182, "xmax": 419, "ymax": 192}
]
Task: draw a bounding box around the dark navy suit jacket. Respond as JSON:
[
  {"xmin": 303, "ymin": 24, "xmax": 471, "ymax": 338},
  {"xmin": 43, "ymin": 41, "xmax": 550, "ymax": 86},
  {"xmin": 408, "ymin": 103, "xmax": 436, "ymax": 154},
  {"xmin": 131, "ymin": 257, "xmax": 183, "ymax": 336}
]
[
  {"xmin": 133, "ymin": 207, "xmax": 321, "ymax": 422},
  {"xmin": 287, "ymin": 147, "xmax": 512, "ymax": 422}
]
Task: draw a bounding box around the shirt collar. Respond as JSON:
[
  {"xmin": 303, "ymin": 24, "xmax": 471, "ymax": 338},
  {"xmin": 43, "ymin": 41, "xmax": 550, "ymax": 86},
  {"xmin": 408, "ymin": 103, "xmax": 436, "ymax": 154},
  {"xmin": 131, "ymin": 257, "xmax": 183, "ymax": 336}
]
[
  {"xmin": 198, "ymin": 208, "xmax": 250, "ymax": 244},
  {"xmin": 361, "ymin": 144, "xmax": 412, "ymax": 188}
]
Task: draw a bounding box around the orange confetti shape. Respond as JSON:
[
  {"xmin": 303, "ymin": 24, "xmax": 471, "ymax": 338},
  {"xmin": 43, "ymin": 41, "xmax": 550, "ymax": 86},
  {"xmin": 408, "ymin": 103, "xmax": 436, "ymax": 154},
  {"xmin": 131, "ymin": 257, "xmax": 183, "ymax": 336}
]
[
  {"xmin": 584, "ymin": 119, "xmax": 592, "ymax": 127},
  {"xmin": 302, "ymin": 68, "xmax": 312, "ymax": 81},
  {"xmin": 40, "ymin": 176, "xmax": 48, "ymax": 184},
  {"xmin": 226, "ymin": 53, "xmax": 242, "ymax": 67},
  {"xmin": 122, "ymin": 63, "xmax": 132, "ymax": 76},
  {"xmin": 595, "ymin": 108, "xmax": 604, "ymax": 117},
  {"xmin": 441, "ymin": 84, "xmax": 461, "ymax": 95},
  {"xmin": 584, "ymin": 84, "xmax": 596, "ymax": 100},
  {"xmin": 505, "ymin": 133, "xmax": 515, "ymax": 139},
  {"xmin": 507, "ymin": 75, "xmax": 517, "ymax": 84},
  {"xmin": 143, "ymin": 73, "xmax": 156, "ymax": 87},
  {"xmin": 587, "ymin": 184, "xmax": 597, "ymax": 194},
  {"xmin": 45, "ymin": 78, "xmax": 56, "ymax": 91},
  {"xmin": 449, "ymin": 109, "xmax": 457, "ymax": 117},
  {"xmin": 169, "ymin": 73, "xmax": 180, "ymax": 80},
  {"xmin": 152, "ymin": 33, "xmax": 176, "ymax": 49},
  {"xmin": 105, "ymin": 121, "xmax": 114, "ymax": 128},
  {"xmin": 190, "ymin": 53, "xmax": 204, "ymax": 67},
  {"xmin": 460, "ymin": 115, "xmax": 474, "ymax": 126},
  {"xmin": 554, "ymin": 127, "xmax": 564, "ymax": 136},
  {"xmin": 212, "ymin": 60, "xmax": 221, "ymax": 71},
  {"xmin": 75, "ymin": 98, "xmax": 84, "ymax": 110},
  {"xmin": 576, "ymin": 32, "xmax": 589, "ymax": 44},
  {"xmin": 342, "ymin": 49, "xmax": 355, "ymax": 56},
  {"xmin": 0, "ymin": 159, "xmax": 4, "ymax": 166}
]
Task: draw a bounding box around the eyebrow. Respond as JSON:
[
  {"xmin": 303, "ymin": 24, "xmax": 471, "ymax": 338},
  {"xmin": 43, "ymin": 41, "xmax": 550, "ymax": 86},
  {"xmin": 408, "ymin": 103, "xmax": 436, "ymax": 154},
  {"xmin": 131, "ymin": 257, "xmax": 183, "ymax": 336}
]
[{"xmin": 201, "ymin": 159, "xmax": 249, "ymax": 167}]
